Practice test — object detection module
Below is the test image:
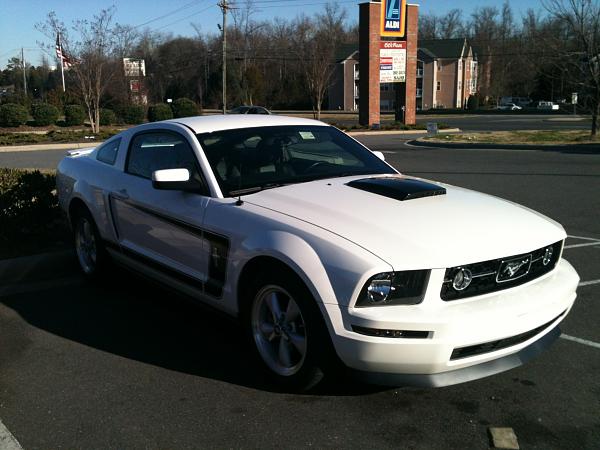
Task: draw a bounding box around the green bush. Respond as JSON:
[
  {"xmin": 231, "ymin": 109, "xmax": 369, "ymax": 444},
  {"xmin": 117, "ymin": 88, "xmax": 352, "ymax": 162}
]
[
  {"xmin": 99, "ymin": 108, "xmax": 117, "ymax": 126},
  {"xmin": 467, "ymin": 95, "xmax": 479, "ymax": 111},
  {"xmin": 119, "ymin": 105, "xmax": 145, "ymax": 124},
  {"xmin": 171, "ymin": 98, "xmax": 198, "ymax": 118},
  {"xmin": 32, "ymin": 103, "xmax": 60, "ymax": 126},
  {"xmin": 64, "ymin": 105, "xmax": 86, "ymax": 126},
  {"xmin": 148, "ymin": 103, "xmax": 174, "ymax": 122},
  {"xmin": 0, "ymin": 169, "xmax": 61, "ymax": 242},
  {"xmin": 0, "ymin": 103, "xmax": 29, "ymax": 127}
]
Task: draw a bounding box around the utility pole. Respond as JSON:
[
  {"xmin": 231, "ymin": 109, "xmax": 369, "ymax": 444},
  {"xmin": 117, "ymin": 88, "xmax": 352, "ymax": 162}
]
[
  {"xmin": 219, "ymin": 0, "xmax": 229, "ymax": 114},
  {"xmin": 21, "ymin": 48, "xmax": 27, "ymax": 95}
]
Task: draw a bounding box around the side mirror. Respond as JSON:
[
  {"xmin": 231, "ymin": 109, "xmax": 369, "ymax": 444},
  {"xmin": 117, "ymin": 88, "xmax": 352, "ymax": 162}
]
[
  {"xmin": 152, "ymin": 168, "xmax": 202, "ymax": 192},
  {"xmin": 373, "ymin": 151, "xmax": 385, "ymax": 161}
]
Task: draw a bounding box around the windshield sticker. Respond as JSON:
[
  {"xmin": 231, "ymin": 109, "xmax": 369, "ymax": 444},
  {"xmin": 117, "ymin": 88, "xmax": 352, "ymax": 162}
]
[{"xmin": 299, "ymin": 131, "xmax": 315, "ymax": 140}]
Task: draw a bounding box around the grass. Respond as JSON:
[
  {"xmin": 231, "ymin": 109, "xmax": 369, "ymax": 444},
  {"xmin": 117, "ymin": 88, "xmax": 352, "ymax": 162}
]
[
  {"xmin": 423, "ymin": 130, "xmax": 599, "ymax": 145},
  {"xmin": 0, "ymin": 129, "xmax": 121, "ymax": 146}
]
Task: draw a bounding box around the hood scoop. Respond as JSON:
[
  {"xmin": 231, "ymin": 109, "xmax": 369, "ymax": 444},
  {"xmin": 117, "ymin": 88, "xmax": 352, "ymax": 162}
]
[{"xmin": 346, "ymin": 177, "xmax": 447, "ymax": 201}]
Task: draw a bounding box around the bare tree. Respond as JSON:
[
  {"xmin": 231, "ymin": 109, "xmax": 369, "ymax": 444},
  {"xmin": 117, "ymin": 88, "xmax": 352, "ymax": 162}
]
[
  {"xmin": 292, "ymin": 3, "xmax": 347, "ymax": 119},
  {"xmin": 543, "ymin": 0, "xmax": 600, "ymax": 136},
  {"xmin": 440, "ymin": 9, "xmax": 464, "ymax": 38},
  {"xmin": 37, "ymin": 8, "xmax": 122, "ymax": 132}
]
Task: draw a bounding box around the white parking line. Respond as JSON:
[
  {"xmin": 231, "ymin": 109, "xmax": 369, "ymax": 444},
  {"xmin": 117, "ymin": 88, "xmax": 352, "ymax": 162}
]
[
  {"xmin": 564, "ymin": 242, "xmax": 600, "ymax": 249},
  {"xmin": 567, "ymin": 235, "xmax": 600, "ymax": 242},
  {"xmin": 0, "ymin": 418, "xmax": 23, "ymax": 450},
  {"xmin": 561, "ymin": 334, "xmax": 600, "ymax": 350},
  {"xmin": 578, "ymin": 279, "xmax": 600, "ymax": 287}
]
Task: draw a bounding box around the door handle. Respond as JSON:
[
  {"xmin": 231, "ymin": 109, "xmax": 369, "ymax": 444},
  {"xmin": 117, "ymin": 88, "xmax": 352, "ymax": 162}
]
[{"xmin": 111, "ymin": 189, "xmax": 129, "ymax": 201}]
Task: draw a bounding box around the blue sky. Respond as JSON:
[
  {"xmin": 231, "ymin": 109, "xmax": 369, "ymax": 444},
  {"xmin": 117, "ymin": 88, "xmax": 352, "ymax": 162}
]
[{"xmin": 1, "ymin": 0, "xmax": 546, "ymax": 69}]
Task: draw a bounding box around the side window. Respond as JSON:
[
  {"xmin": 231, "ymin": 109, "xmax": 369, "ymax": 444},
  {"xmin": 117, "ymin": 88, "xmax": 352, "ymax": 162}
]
[
  {"xmin": 96, "ymin": 138, "xmax": 121, "ymax": 165},
  {"xmin": 127, "ymin": 132, "xmax": 200, "ymax": 180}
]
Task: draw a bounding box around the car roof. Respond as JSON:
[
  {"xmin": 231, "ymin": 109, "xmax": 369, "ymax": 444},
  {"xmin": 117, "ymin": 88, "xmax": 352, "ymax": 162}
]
[{"xmin": 166, "ymin": 114, "xmax": 327, "ymax": 134}]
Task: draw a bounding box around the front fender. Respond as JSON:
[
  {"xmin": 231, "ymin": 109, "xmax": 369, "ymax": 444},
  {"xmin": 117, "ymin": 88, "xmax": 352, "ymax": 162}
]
[{"xmin": 237, "ymin": 229, "xmax": 393, "ymax": 307}]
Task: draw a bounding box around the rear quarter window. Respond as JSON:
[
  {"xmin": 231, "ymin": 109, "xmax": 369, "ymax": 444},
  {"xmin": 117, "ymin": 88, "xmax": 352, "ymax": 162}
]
[{"xmin": 96, "ymin": 138, "xmax": 121, "ymax": 165}]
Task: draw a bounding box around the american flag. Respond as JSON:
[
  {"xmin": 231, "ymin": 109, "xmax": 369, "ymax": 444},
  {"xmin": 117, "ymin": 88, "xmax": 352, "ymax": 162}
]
[{"xmin": 55, "ymin": 33, "xmax": 73, "ymax": 68}]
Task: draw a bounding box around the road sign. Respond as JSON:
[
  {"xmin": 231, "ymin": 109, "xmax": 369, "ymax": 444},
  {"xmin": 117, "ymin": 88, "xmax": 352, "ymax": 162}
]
[{"xmin": 571, "ymin": 92, "xmax": 578, "ymax": 105}]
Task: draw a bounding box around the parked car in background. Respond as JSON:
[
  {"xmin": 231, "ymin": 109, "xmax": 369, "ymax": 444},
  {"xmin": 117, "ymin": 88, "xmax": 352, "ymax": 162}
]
[
  {"xmin": 497, "ymin": 103, "xmax": 523, "ymax": 111},
  {"xmin": 537, "ymin": 101, "xmax": 560, "ymax": 111},
  {"xmin": 499, "ymin": 97, "xmax": 531, "ymax": 108},
  {"xmin": 56, "ymin": 115, "xmax": 579, "ymax": 390},
  {"xmin": 229, "ymin": 105, "xmax": 271, "ymax": 115}
]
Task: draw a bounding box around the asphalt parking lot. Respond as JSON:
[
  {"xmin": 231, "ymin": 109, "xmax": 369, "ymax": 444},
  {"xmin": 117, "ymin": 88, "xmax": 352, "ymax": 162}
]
[{"xmin": 1, "ymin": 137, "xmax": 599, "ymax": 449}]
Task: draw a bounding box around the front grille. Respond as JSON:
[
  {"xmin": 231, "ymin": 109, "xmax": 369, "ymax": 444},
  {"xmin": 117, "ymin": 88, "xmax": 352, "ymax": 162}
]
[
  {"xmin": 450, "ymin": 310, "xmax": 566, "ymax": 360},
  {"xmin": 441, "ymin": 241, "xmax": 563, "ymax": 301}
]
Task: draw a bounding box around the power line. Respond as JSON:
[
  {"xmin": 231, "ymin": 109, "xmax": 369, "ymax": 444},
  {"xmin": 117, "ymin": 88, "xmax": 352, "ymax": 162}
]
[{"xmin": 134, "ymin": 0, "xmax": 208, "ymax": 29}]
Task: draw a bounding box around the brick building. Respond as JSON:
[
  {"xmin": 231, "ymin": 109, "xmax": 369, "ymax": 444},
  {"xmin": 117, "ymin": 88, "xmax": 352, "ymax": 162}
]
[{"xmin": 328, "ymin": 38, "xmax": 478, "ymax": 111}]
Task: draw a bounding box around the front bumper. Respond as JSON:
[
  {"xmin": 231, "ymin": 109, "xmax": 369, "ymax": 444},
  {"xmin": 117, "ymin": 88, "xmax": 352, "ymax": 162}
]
[{"xmin": 321, "ymin": 258, "xmax": 579, "ymax": 386}]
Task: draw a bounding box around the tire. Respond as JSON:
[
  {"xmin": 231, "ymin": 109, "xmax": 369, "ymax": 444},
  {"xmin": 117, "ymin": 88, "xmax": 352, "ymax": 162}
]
[
  {"xmin": 72, "ymin": 208, "xmax": 109, "ymax": 279},
  {"xmin": 245, "ymin": 268, "xmax": 333, "ymax": 391}
]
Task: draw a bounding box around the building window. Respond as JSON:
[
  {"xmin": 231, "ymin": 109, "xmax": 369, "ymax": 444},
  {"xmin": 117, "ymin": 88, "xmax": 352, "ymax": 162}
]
[
  {"xmin": 437, "ymin": 63, "xmax": 441, "ymax": 71},
  {"xmin": 458, "ymin": 60, "xmax": 462, "ymax": 71},
  {"xmin": 458, "ymin": 80, "xmax": 462, "ymax": 90},
  {"xmin": 437, "ymin": 81, "xmax": 441, "ymax": 91}
]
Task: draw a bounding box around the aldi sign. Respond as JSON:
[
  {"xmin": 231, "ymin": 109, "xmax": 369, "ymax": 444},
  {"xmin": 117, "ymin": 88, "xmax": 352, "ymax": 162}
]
[{"xmin": 380, "ymin": 0, "xmax": 406, "ymax": 37}]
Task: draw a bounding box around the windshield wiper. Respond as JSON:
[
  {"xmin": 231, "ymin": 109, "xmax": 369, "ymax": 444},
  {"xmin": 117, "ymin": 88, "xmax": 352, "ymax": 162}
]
[{"xmin": 228, "ymin": 182, "xmax": 289, "ymax": 197}]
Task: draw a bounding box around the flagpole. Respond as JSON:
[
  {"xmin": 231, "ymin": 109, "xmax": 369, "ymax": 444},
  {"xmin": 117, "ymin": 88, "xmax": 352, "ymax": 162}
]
[{"xmin": 58, "ymin": 33, "xmax": 66, "ymax": 92}]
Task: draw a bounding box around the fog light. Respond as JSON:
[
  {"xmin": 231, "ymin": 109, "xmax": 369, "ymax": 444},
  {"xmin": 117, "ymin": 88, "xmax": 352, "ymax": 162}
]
[
  {"xmin": 452, "ymin": 268, "xmax": 472, "ymax": 291},
  {"xmin": 542, "ymin": 246, "xmax": 554, "ymax": 266}
]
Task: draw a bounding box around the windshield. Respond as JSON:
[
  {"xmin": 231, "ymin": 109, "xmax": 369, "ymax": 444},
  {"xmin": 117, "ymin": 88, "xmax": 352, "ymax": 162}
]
[{"xmin": 196, "ymin": 125, "xmax": 395, "ymax": 197}]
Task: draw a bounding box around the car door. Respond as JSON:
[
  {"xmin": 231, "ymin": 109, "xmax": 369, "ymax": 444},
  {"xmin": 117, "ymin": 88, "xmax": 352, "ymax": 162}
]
[{"xmin": 109, "ymin": 130, "xmax": 217, "ymax": 293}]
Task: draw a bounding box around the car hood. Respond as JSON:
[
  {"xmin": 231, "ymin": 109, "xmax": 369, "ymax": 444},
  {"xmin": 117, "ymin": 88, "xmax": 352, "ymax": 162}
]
[{"xmin": 244, "ymin": 174, "xmax": 566, "ymax": 270}]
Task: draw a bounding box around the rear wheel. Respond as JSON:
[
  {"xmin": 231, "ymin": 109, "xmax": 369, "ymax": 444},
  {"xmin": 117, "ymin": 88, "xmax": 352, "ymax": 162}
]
[
  {"xmin": 72, "ymin": 208, "xmax": 109, "ymax": 278},
  {"xmin": 246, "ymin": 269, "xmax": 333, "ymax": 391}
]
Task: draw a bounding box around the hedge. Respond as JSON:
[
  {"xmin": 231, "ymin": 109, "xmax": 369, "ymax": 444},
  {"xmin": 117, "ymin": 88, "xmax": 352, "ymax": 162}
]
[
  {"xmin": 0, "ymin": 103, "xmax": 29, "ymax": 127},
  {"xmin": 32, "ymin": 103, "xmax": 60, "ymax": 126},
  {"xmin": 64, "ymin": 105, "xmax": 86, "ymax": 126},
  {"xmin": 172, "ymin": 98, "xmax": 198, "ymax": 118},
  {"xmin": 119, "ymin": 105, "xmax": 145, "ymax": 124},
  {"xmin": 148, "ymin": 103, "xmax": 173, "ymax": 122},
  {"xmin": 100, "ymin": 108, "xmax": 116, "ymax": 126},
  {"xmin": 0, "ymin": 169, "xmax": 62, "ymax": 243}
]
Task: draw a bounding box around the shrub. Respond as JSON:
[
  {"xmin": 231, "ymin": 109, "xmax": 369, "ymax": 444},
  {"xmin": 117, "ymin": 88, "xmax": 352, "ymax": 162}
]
[
  {"xmin": 467, "ymin": 95, "xmax": 479, "ymax": 111},
  {"xmin": 0, "ymin": 169, "xmax": 61, "ymax": 241},
  {"xmin": 148, "ymin": 103, "xmax": 174, "ymax": 122},
  {"xmin": 32, "ymin": 103, "xmax": 60, "ymax": 126},
  {"xmin": 172, "ymin": 98, "xmax": 198, "ymax": 118},
  {"xmin": 99, "ymin": 108, "xmax": 116, "ymax": 126},
  {"xmin": 64, "ymin": 105, "xmax": 86, "ymax": 126},
  {"xmin": 119, "ymin": 105, "xmax": 145, "ymax": 124},
  {"xmin": 0, "ymin": 103, "xmax": 29, "ymax": 127}
]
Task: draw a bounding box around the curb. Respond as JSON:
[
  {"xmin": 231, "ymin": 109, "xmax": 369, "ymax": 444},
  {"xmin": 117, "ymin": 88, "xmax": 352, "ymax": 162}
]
[
  {"xmin": 0, "ymin": 249, "xmax": 77, "ymax": 285},
  {"xmin": 0, "ymin": 142, "xmax": 99, "ymax": 153},
  {"xmin": 407, "ymin": 139, "xmax": 600, "ymax": 152},
  {"xmin": 348, "ymin": 128, "xmax": 461, "ymax": 136}
]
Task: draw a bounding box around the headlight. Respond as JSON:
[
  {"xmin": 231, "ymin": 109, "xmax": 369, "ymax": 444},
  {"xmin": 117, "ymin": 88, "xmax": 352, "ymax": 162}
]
[{"xmin": 356, "ymin": 270, "xmax": 430, "ymax": 307}]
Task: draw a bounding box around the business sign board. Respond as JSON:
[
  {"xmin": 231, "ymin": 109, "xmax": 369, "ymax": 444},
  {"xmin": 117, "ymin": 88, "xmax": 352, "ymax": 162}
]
[
  {"xmin": 380, "ymin": 41, "xmax": 406, "ymax": 83},
  {"xmin": 380, "ymin": 0, "xmax": 407, "ymax": 37},
  {"xmin": 123, "ymin": 58, "xmax": 146, "ymax": 77}
]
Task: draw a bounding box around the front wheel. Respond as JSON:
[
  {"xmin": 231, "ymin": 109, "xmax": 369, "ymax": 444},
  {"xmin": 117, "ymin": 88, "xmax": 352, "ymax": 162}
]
[
  {"xmin": 246, "ymin": 271, "xmax": 333, "ymax": 390},
  {"xmin": 72, "ymin": 209, "xmax": 109, "ymax": 278}
]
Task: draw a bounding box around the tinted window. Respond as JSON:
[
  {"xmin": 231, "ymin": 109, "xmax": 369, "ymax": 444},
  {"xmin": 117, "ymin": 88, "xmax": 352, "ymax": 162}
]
[
  {"xmin": 196, "ymin": 125, "xmax": 395, "ymax": 196},
  {"xmin": 96, "ymin": 138, "xmax": 121, "ymax": 165},
  {"xmin": 127, "ymin": 132, "xmax": 200, "ymax": 180}
]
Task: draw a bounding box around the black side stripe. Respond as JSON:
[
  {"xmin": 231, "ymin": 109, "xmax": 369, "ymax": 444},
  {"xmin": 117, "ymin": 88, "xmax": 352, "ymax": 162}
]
[{"xmin": 108, "ymin": 199, "xmax": 230, "ymax": 298}]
